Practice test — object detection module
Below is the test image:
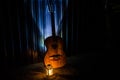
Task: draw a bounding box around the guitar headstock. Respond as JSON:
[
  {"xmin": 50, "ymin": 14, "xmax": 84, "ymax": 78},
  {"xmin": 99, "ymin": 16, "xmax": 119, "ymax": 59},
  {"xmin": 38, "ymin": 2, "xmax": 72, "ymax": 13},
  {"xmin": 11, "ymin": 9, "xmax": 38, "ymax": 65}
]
[{"xmin": 47, "ymin": 0, "xmax": 55, "ymax": 13}]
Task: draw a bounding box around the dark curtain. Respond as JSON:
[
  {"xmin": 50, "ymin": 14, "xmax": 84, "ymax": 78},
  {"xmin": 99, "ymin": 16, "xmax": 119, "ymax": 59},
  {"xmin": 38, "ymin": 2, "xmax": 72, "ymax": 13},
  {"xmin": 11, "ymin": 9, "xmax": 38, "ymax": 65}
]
[{"xmin": 0, "ymin": 0, "xmax": 114, "ymax": 68}]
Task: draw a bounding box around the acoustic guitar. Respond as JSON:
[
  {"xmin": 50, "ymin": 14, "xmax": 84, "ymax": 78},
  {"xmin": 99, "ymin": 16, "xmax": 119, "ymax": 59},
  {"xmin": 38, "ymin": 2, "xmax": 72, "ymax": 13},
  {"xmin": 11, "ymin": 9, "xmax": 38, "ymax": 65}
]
[{"xmin": 44, "ymin": 0, "xmax": 66, "ymax": 68}]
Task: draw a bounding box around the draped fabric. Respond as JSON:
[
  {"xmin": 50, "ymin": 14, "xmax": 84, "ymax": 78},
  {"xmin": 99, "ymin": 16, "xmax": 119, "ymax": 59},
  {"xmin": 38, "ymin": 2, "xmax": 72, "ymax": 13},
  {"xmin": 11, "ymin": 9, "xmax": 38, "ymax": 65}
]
[
  {"xmin": 25, "ymin": 0, "xmax": 68, "ymax": 52},
  {"xmin": 0, "ymin": 0, "xmax": 69, "ymax": 66},
  {"xmin": 0, "ymin": 0, "xmax": 108, "ymax": 67}
]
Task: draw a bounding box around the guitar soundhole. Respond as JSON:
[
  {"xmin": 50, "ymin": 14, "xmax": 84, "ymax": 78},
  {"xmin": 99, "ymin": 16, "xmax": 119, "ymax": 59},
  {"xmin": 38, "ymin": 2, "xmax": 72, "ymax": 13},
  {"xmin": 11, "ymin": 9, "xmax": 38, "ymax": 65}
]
[{"xmin": 51, "ymin": 44, "xmax": 58, "ymax": 49}]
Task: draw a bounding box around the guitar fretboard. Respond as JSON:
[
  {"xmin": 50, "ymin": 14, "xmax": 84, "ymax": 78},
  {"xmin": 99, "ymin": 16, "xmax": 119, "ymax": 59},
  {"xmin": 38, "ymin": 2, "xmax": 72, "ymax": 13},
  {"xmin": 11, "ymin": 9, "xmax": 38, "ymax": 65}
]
[{"xmin": 47, "ymin": 0, "xmax": 56, "ymax": 37}]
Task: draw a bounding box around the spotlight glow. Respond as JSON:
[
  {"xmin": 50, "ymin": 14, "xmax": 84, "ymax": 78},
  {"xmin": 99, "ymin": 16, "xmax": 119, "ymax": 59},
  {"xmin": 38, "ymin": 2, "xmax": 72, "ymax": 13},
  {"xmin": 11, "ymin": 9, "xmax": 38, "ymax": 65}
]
[{"xmin": 29, "ymin": 0, "xmax": 68, "ymax": 51}]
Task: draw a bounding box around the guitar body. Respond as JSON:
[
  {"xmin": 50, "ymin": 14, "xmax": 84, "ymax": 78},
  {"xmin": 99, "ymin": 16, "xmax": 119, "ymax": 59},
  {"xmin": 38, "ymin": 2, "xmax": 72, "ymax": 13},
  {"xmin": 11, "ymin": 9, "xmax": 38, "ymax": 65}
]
[
  {"xmin": 44, "ymin": 36, "xmax": 66, "ymax": 68},
  {"xmin": 44, "ymin": 0, "xmax": 66, "ymax": 68}
]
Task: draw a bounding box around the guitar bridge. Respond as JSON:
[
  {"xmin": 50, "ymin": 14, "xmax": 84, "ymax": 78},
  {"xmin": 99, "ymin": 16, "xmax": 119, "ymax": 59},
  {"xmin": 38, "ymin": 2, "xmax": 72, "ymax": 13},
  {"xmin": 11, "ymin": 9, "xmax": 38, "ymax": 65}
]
[{"xmin": 49, "ymin": 54, "xmax": 61, "ymax": 60}]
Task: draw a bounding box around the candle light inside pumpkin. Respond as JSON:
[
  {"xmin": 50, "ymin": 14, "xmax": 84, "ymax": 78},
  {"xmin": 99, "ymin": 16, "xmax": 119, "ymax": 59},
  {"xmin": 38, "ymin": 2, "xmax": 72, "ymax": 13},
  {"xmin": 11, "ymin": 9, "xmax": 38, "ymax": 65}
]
[{"xmin": 46, "ymin": 64, "xmax": 53, "ymax": 76}]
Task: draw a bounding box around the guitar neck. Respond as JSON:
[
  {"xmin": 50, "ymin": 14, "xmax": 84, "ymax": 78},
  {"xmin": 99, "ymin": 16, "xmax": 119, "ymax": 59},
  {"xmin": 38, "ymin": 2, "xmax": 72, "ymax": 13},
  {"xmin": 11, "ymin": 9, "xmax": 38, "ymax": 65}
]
[
  {"xmin": 47, "ymin": 0, "xmax": 56, "ymax": 37},
  {"xmin": 50, "ymin": 12, "xmax": 56, "ymax": 37}
]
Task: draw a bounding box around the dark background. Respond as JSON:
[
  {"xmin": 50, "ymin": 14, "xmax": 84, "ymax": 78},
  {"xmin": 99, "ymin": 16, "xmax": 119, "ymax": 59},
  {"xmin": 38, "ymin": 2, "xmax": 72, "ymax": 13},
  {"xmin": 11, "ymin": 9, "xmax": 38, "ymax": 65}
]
[{"xmin": 0, "ymin": 0, "xmax": 118, "ymax": 73}]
